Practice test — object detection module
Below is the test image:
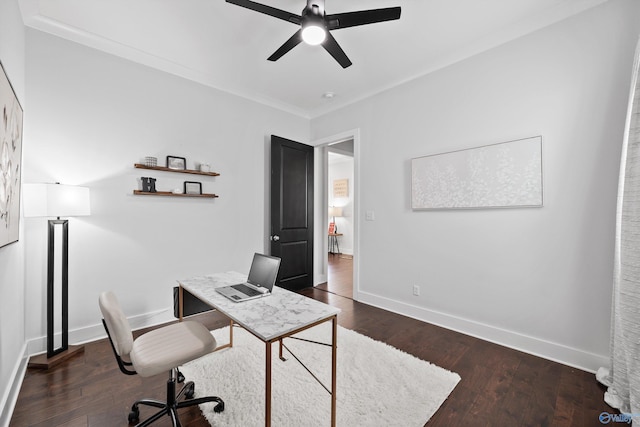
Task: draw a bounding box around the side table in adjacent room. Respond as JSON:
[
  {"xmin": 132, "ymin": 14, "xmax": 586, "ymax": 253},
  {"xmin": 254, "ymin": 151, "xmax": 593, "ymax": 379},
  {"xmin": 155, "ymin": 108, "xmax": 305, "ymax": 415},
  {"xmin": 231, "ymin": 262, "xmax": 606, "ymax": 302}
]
[{"xmin": 328, "ymin": 232, "xmax": 342, "ymax": 255}]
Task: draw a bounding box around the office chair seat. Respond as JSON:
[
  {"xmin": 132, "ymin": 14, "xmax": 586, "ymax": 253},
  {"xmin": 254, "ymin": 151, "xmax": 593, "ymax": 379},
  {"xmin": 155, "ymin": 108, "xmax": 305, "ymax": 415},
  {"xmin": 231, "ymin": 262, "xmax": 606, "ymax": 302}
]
[
  {"xmin": 130, "ymin": 321, "xmax": 216, "ymax": 377},
  {"xmin": 99, "ymin": 291, "xmax": 224, "ymax": 426}
]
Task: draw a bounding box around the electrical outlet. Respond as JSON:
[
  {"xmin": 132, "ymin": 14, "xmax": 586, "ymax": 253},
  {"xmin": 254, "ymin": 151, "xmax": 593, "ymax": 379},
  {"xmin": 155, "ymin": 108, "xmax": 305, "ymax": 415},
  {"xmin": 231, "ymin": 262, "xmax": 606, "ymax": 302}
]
[{"xmin": 413, "ymin": 285, "xmax": 420, "ymax": 296}]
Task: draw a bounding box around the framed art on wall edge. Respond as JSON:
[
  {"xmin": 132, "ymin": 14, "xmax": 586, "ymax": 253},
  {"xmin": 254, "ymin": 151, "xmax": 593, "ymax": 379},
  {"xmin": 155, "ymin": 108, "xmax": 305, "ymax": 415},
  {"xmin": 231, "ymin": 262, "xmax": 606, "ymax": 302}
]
[{"xmin": 0, "ymin": 60, "xmax": 24, "ymax": 249}]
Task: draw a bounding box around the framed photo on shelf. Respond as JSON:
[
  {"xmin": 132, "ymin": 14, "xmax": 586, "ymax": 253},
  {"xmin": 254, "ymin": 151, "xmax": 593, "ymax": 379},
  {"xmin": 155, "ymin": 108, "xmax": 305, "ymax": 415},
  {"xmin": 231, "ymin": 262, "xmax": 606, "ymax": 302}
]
[
  {"xmin": 184, "ymin": 181, "xmax": 202, "ymax": 195},
  {"xmin": 167, "ymin": 155, "xmax": 186, "ymax": 170}
]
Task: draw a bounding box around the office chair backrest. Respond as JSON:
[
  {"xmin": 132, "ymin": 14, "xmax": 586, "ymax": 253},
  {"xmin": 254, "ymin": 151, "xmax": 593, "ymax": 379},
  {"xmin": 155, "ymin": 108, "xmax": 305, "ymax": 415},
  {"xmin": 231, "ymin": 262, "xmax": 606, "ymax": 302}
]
[{"xmin": 99, "ymin": 291, "xmax": 134, "ymax": 357}]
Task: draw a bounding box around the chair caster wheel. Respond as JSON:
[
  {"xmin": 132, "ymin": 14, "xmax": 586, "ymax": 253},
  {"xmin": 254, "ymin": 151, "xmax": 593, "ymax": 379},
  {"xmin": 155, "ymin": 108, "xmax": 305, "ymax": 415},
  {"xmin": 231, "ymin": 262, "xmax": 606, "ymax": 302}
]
[
  {"xmin": 128, "ymin": 407, "xmax": 140, "ymax": 424},
  {"xmin": 185, "ymin": 383, "xmax": 195, "ymax": 399},
  {"xmin": 214, "ymin": 402, "xmax": 225, "ymax": 413}
]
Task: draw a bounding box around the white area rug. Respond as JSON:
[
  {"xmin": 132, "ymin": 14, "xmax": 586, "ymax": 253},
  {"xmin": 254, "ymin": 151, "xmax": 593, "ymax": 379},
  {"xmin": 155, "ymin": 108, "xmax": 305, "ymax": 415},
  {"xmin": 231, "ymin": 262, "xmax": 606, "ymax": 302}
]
[{"xmin": 181, "ymin": 324, "xmax": 460, "ymax": 426}]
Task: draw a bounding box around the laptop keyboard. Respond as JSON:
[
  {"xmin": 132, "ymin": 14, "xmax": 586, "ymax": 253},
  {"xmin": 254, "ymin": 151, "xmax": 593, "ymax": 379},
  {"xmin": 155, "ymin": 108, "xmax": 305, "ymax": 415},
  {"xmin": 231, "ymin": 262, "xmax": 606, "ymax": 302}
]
[{"xmin": 233, "ymin": 283, "xmax": 262, "ymax": 297}]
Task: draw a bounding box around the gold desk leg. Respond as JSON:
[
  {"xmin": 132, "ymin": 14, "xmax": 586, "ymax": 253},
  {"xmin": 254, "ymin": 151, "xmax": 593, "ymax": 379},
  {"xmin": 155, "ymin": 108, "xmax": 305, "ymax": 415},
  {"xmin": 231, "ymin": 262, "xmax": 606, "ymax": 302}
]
[
  {"xmin": 331, "ymin": 316, "xmax": 337, "ymax": 427},
  {"xmin": 229, "ymin": 319, "xmax": 234, "ymax": 348},
  {"xmin": 266, "ymin": 341, "xmax": 272, "ymax": 427}
]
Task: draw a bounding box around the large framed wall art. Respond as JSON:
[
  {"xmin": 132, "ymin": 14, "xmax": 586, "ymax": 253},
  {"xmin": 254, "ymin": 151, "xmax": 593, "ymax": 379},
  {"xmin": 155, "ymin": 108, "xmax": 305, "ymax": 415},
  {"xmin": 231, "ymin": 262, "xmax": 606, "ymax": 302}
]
[
  {"xmin": 0, "ymin": 60, "xmax": 24, "ymax": 248},
  {"xmin": 411, "ymin": 136, "xmax": 543, "ymax": 210}
]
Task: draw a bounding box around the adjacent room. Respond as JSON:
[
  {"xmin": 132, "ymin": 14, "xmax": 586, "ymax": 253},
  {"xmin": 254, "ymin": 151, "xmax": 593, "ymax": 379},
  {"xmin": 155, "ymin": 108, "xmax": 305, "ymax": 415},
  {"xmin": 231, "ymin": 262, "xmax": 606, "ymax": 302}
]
[{"xmin": 2, "ymin": 0, "xmax": 640, "ymax": 425}]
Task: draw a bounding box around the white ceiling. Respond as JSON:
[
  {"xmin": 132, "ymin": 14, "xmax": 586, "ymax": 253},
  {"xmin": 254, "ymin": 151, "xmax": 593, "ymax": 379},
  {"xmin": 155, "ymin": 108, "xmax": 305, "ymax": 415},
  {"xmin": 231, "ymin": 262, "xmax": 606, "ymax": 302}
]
[{"xmin": 20, "ymin": 0, "xmax": 608, "ymax": 118}]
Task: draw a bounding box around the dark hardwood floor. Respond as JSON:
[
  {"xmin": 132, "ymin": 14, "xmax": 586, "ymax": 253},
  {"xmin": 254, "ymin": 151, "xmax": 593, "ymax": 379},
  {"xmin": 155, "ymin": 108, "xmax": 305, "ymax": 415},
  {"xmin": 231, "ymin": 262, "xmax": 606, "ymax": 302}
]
[
  {"xmin": 10, "ymin": 259, "xmax": 613, "ymax": 426},
  {"xmin": 316, "ymin": 253, "xmax": 353, "ymax": 299}
]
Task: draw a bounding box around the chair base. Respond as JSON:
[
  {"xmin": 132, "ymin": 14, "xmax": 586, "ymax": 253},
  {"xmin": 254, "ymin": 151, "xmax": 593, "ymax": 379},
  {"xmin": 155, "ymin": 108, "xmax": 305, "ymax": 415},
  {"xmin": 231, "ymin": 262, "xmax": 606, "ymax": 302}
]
[{"xmin": 129, "ymin": 375, "xmax": 224, "ymax": 427}]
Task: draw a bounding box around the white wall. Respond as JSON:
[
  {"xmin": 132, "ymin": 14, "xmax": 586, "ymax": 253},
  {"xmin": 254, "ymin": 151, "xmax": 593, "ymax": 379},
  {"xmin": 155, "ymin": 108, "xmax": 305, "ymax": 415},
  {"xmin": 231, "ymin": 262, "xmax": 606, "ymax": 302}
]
[
  {"xmin": 0, "ymin": 0, "xmax": 26, "ymax": 424},
  {"xmin": 311, "ymin": 0, "xmax": 640, "ymax": 371},
  {"xmin": 22, "ymin": 29, "xmax": 309, "ymax": 351}
]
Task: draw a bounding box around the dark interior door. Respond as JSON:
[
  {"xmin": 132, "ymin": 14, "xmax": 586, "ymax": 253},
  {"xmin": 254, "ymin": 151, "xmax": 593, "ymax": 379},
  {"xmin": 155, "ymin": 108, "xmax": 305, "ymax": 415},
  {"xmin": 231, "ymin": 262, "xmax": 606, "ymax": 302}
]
[{"xmin": 270, "ymin": 135, "xmax": 314, "ymax": 291}]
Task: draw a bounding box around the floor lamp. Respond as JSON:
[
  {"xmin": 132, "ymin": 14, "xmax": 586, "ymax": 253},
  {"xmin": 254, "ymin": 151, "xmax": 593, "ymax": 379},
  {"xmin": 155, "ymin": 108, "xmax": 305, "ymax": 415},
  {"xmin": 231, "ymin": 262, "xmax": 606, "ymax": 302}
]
[{"xmin": 24, "ymin": 183, "xmax": 91, "ymax": 369}]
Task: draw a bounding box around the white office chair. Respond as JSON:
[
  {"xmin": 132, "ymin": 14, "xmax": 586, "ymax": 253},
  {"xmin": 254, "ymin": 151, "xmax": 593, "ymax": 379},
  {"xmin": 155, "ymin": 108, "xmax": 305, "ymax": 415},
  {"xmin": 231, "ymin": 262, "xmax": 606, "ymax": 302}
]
[{"xmin": 99, "ymin": 291, "xmax": 224, "ymax": 426}]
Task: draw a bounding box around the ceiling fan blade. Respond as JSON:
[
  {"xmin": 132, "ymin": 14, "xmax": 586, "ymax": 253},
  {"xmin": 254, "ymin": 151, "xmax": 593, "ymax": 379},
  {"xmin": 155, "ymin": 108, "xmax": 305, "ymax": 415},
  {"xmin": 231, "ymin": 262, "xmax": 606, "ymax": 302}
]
[
  {"xmin": 268, "ymin": 29, "xmax": 303, "ymax": 62},
  {"xmin": 326, "ymin": 7, "xmax": 401, "ymax": 30},
  {"xmin": 226, "ymin": 0, "xmax": 301, "ymax": 25},
  {"xmin": 322, "ymin": 32, "xmax": 352, "ymax": 68}
]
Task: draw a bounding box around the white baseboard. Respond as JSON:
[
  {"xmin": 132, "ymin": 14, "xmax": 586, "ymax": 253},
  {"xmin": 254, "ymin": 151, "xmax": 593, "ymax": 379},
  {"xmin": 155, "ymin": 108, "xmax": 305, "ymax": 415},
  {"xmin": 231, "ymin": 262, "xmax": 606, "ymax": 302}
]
[
  {"xmin": 0, "ymin": 344, "xmax": 29, "ymax": 427},
  {"xmin": 357, "ymin": 291, "xmax": 608, "ymax": 373},
  {"xmin": 315, "ymin": 274, "xmax": 327, "ymax": 286}
]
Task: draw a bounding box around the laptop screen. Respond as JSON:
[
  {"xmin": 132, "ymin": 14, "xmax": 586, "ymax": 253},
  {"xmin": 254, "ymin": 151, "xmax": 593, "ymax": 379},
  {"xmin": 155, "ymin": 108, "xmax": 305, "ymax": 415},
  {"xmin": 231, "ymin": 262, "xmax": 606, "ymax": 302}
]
[{"xmin": 247, "ymin": 253, "xmax": 281, "ymax": 291}]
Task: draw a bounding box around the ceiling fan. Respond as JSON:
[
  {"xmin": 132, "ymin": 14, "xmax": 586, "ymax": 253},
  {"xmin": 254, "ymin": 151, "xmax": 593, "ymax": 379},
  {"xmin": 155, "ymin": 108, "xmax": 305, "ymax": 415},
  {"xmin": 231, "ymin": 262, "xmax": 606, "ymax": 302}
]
[{"xmin": 225, "ymin": 0, "xmax": 401, "ymax": 68}]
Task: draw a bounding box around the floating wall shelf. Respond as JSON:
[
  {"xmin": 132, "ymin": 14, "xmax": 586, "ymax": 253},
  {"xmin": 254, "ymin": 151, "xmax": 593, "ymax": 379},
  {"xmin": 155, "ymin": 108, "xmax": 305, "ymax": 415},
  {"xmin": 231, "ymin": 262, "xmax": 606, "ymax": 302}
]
[
  {"xmin": 133, "ymin": 163, "xmax": 219, "ymax": 198},
  {"xmin": 133, "ymin": 190, "xmax": 218, "ymax": 198},
  {"xmin": 134, "ymin": 163, "xmax": 220, "ymax": 176}
]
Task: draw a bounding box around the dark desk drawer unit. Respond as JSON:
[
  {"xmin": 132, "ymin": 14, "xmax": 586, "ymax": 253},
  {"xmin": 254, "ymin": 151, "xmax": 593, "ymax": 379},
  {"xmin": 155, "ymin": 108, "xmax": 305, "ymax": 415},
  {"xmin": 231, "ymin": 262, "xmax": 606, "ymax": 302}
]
[{"xmin": 173, "ymin": 287, "xmax": 213, "ymax": 318}]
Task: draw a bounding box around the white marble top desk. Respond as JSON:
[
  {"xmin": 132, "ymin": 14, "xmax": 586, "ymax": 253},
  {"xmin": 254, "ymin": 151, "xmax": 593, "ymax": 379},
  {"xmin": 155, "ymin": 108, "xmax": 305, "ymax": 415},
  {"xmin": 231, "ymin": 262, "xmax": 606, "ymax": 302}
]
[
  {"xmin": 177, "ymin": 271, "xmax": 341, "ymax": 342},
  {"xmin": 177, "ymin": 271, "xmax": 340, "ymax": 426}
]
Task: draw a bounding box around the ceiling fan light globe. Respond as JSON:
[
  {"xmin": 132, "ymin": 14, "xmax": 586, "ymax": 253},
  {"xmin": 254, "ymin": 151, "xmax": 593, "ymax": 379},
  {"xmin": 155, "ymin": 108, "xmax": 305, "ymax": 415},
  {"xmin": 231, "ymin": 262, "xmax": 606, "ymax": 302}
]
[{"xmin": 302, "ymin": 25, "xmax": 326, "ymax": 45}]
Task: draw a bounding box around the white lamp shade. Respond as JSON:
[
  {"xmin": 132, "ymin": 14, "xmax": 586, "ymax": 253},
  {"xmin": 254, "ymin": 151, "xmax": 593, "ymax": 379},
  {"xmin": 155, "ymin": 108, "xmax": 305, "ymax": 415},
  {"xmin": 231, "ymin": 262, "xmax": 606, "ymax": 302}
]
[
  {"xmin": 24, "ymin": 183, "xmax": 91, "ymax": 218},
  {"xmin": 328, "ymin": 206, "xmax": 343, "ymax": 217}
]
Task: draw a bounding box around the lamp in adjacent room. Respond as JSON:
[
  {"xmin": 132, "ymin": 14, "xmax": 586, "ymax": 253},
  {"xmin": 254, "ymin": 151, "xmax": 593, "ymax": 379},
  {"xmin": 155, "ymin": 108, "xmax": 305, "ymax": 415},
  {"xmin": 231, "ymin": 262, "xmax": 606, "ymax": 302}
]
[
  {"xmin": 24, "ymin": 182, "xmax": 91, "ymax": 369},
  {"xmin": 328, "ymin": 206, "xmax": 343, "ymax": 233}
]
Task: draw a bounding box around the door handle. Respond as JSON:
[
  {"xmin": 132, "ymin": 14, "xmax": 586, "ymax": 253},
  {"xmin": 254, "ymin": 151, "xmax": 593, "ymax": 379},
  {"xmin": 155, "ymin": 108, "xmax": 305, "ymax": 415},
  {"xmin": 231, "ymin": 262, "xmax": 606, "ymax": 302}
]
[{"xmin": 270, "ymin": 235, "xmax": 280, "ymax": 242}]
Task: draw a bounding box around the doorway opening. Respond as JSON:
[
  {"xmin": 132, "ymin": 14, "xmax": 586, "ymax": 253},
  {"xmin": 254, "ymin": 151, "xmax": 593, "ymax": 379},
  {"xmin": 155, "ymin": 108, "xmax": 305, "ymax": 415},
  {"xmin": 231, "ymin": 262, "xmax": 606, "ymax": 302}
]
[{"xmin": 316, "ymin": 137, "xmax": 356, "ymax": 299}]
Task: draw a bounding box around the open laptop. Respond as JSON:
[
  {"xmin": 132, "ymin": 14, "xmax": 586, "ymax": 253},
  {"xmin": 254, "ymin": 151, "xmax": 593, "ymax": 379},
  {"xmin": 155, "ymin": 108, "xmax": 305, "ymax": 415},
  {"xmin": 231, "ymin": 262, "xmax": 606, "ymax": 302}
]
[{"xmin": 216, "ymin": 253, "xmax": 281, "ymax": 302}]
